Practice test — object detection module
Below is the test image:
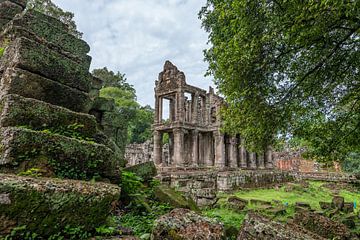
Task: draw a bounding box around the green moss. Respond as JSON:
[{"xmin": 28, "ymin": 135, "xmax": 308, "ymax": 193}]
[{"xmin": 0, "ymin": 174, "xmax": 120, "ymax": 238}]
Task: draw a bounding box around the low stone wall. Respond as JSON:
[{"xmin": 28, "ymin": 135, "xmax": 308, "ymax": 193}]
[
  {"xmin": 292, "ymin": 172, "xmax": 359, "ymax": 183},
  {"xmin": 158, "ymin": 170, "xmax": 294, "ymax": 207}
]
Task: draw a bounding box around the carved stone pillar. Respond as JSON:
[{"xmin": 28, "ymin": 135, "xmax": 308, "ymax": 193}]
[
  {"xmin": 239, "ymin": 138, "xmax": 247, "ymax": 168},
  {"xmin": 265, "ymin": 146, "xmax": 274, "ymax": 169},
  {"xmin": 249, "ymin": 152, "xmax": 257, "ymax": 169},
  {"xmin": 154, "ymin": 95, "xmax": 159, "ymax": 123},
  {"xmin": 229, "ymin": 137, "xmax": 238, "ymax": 168},
  {"xmin": 154, "ymin": 130, "xmax": 162, "ymax": 166},
  {"xmin": 176, "ymin": 90, "xmax": 185, "ymax": 122},
  {"xmin": 214, "ymin": 131, "xmax": 225, "ymax": 168},
  {"xmin": 192, "ymin": 130, "xmax": 199, "ymax": 167},
  {"xmin": 173, "ymin": 128, "xmax": 184, "ymax": 167},
  {"xmin": 257, "ymin": 152, "xmax": 265, "ymax": 169},
  {"xmin": 192, "ymin": 93, "xmax": 199, "ymax": 124}
]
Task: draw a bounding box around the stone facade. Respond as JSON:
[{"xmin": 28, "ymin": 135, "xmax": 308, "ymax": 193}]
[{"xmin": 152, "ymin": 61, "xmax": 274, "ymax": 169}]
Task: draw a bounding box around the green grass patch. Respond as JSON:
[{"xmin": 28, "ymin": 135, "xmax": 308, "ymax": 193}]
[{"xmin": 202, "ymin": 181, "xmax": 360, "ymax": 231}]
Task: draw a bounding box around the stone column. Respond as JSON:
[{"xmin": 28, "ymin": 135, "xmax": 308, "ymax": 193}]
[
  {"xmin": 192, "ymin": 93, "xmax": 199, "ymax": 124},
  {"xmin": 239, "ymin": 138, "xmax": 248, "ymax": 168},
  {"xmin": 229, "ymin": 137, "xmax": 238, "ymax": 168},
  {"xmin": 176, "ymin": 90, "xmax": 185, "ymax": 122},
  {"xmin": 191, "ymin": 130, "xmax": 199, "ymax": 167},
  {"xmin": 169, "ymin": 98, "xmax": 175, "ymax": 122},
  {"xmin": 173, "ymin": 128, "xmax": 184, "ymax": 167},
  {"xmin": 154, "ymin": 96, "xmax": 159, "ymax": 123},
  {"xmin": 159, "ymin": 97, "xmax": 163, "ymax": 122},
  {"xmin": 249, "ymin": 152, "xmax": 257, "ymax": 169},
  {"xmin": 257, "ymin": 152, "xmax": 265, "ymax": 169},
  {"xmin": 154, "ymin": 130, "xmax": 162, "ymax": 166},
  {"xmin": 265, "ymin": 146, "xmax": 274, "ymax": 169},
  {"xmin": 214, "ymin": 131, "xmax": 226, "ymax": 168}
]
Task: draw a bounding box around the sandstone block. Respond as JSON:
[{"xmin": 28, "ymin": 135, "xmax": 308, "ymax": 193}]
[
  {"xmin": 332, "ymin": 195, "xmax": 345, "ymax": 209},
  {"xmin": 0, "ymin": 174, "xmax": 120, "ymax": 237},
  {"xmin": 0, "ymin": 94, "xmax": 98, "ymax": 139},
  {"xmin": 294, "ymin": 210, "xmax": 353, "ymax": 239},
  {"xmin": 227, "ymin": 196, "xmax": 248, "ymax": 211},
  {"xmin": 238, "ymin": 212, "xmax": 323, "ymax": 240},
  {"xmin": 124, "ymin": 161, "xmax": 157, "ymax": 182},
  {"xmin": 0, "ymin": 0, "xmax": 27, "ymax": 8},
  {"xmin": 152, "ymin": 208, "xmax": 224, "ymax": 240},
  {"xmin": 1, "ymin": 37, "xmax": 92, "ymax": 92},
  {"xmin": 154, "ymin": 185, "xmax": 199, "ymax": 211},
  {"xmin": 4, "ymin": 10, "xmax": 90, "ymax": 57},
  {"xmin": 0, "ymin": 1, "xmax": 22, "ymax": 20},
  {"xmin": 92, "ymin": 97, "xmax": 116, "ymax": 112},
  {"xmin": 0, "ymin": 127, "xmax": 120, "ymax": 182},
  {"xmin": 342, "ymin": 202, "xmax": 354, "ymax": 213},
  {"xmin": 0, "ymin": 68, "xmax": 92, "ymax": 112}
]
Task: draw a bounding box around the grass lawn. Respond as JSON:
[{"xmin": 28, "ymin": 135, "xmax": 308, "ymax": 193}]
[{"xmin": 203, "ymin": 181, "xmax": 360, "ymax": 230}]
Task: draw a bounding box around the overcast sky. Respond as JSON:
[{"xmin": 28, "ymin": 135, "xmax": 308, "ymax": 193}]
[{"xmin": 53, "ymin": 0, "xmax": 213, "ymax": 107}]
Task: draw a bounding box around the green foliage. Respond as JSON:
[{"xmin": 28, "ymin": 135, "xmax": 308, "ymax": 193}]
[
  {"xmin": 18, "ymin": 168, "xmax": 44, "ymax": 177},
  {"xmin": 93, "ymin": 67, "xmax": 154, "ymax": 144},
  {"xmin": 342, "ymin": 153, "xmax": 360, "ymax": 174},
  {"xmin": 199, "ymin": 0, "xmax": 360, "ymax": 161},
  {"xmin": 203, "ymin": 181, "xmax": 360, "ymax": 232},
  {"xmin": 4, "ymin": 225, "xmax": 91, "ymax": 240},
  {"xmin": 26, "ymin": 0, "xmax": 82, "ymax": 38},
  {"xmin": 120, "ymin": 171, "xmax": 144, "ymax": 198},
  {"xmin": 0, "ymin": 47, "xmax": 4, "ymax": 58}
]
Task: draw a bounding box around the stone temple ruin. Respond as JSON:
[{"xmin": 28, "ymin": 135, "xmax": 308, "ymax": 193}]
[{"xmin": 127, "ymin": 61, "xmax": 274, "ymax": 170}]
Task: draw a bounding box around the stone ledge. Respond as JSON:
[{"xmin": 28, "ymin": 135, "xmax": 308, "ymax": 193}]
[
  {"xmin": 0, "ymin": 37, "xmax": 92, "ymax": 92},
  {"xmin": 2, "ymin": 10, "xmax": 91, "ymax": 63},
  {"xmin": 0, "ymin": 0, "xmax": 27, "ymax": 8},
  {"xmin": 0, "ymin": 94, "xmax": 98, "ymax": 139},
  {"xmin": 0, "ymin": 173, "xmax": 120, "ymax": 237},
  {"xmin": 0, "ymin": 127, "xmax": 121, "ymax": 182},
  {"xmin": 0, "ymin": 67, "xmax": 92, "ymax": 112}
]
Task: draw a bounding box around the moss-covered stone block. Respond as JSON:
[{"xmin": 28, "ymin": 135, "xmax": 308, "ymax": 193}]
[
  {"xmin": 0, "ymin": 94, "xmax": 99, "ymax": 139},
  {"xmin": 0, "ymin": 67, "xmax": 92, "ymax": 112},
  {"xmin": 0, "ymin": 174, "xmax": 120, "ymax": 237},
  {"xmin": 0, "ymin": 37, "xmax": 92, "ymax": 92},
  {"xmin": 2, "ymin": 10, "xmax": 91, "ymax": 62},
  {"xmin": 0, "ymin": 0, "xmax": 27, "ymax": 8},
  {"xmin": 0, "ymin": 1, "xmax": 22, "ymax": 20},
  {"xmin": 124, "ymin": 161, "xmax": 157, "ymax": 182},
  {"xmin": 154, "ymin": 185, "xmax": 199, "ymax": 211},
  {"xmin": 92, "ymin": 97, "xmax": 116, "ymax": 112},
  {"xmin": 0, "ymin": 127, "xmax": 121, "ymax": 182}
]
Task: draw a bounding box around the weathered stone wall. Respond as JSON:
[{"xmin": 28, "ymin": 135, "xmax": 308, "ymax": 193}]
[
  {"xmin": 158, "ymin": 170, "xmax": 294, "ymax": 207},
  {"xmin": 0, "ymin": 2, "xmax": 123, "ymax": 237},
  {"xmin": 0, "ymin": 6, "xmax": 125, "ymax": 179}
]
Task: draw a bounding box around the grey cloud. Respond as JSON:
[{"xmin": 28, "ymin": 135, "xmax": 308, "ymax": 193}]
[{"xmin": 53, "ymin": 0, "xmax": 214, "ymax": 107}]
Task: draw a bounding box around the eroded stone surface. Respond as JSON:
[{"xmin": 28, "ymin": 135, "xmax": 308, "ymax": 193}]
[
  {"xmin": 0, "ymin": 127, "xmax": 120, "ymax": 182},
  {"xmin": 0, "ymin": 37, "xmax": 92, "ymax": 92},
  {"xmin": 0, "ymin": 68, "xmax": 92, "ymax": 112},
  {"xmin": 152, "ymin": 208, "xmax": 224, "ymax": 240},
  {"xmin": 238, "ymin": 212, "xmax": 324, "ymax": 240},
  {"xmin": 0, "ymin": 94, "xmax": 97, "ymax": 138},
  {"xmin": 0, "ymin": 174, "xmax": 120, "ymax": 237},
  {"xmin": 294, "ymin": 210, "xmax": 353, "ymax": 239}
]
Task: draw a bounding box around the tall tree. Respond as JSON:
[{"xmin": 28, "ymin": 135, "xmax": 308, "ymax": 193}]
[
  {"xmin": 199, "ymin": 0, "xmax": 360, "ymax": 162},
  {"xmin": 92, "ymin": 68, "xmax": 154, "ymax": 144},
  {"xmin": 26, "ymin": 0, "xmax": 82, "ymax": 38}
]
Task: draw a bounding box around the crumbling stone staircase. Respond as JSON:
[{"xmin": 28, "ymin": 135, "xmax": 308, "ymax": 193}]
[
  {"xmin": 0, "ymin": 0, "xmax": 122, "ymax": 237},
  {"xmin": 0, "ymin": 0, "xmax": 123, "ymax": 181}
]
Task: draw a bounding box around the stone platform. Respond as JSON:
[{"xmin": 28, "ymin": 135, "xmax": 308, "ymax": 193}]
[{"xmin": 158, "ymin": 168, "xmax": 294, "ymax": 207}]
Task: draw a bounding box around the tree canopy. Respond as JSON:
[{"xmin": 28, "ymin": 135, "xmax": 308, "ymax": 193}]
[
  {"xmin": 199, "ymin": 0, "xmax": 360, "ymax": 162},
  {"xmin": 92, "ymin": 68, "xmax": 154, "ymax": 144}
]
